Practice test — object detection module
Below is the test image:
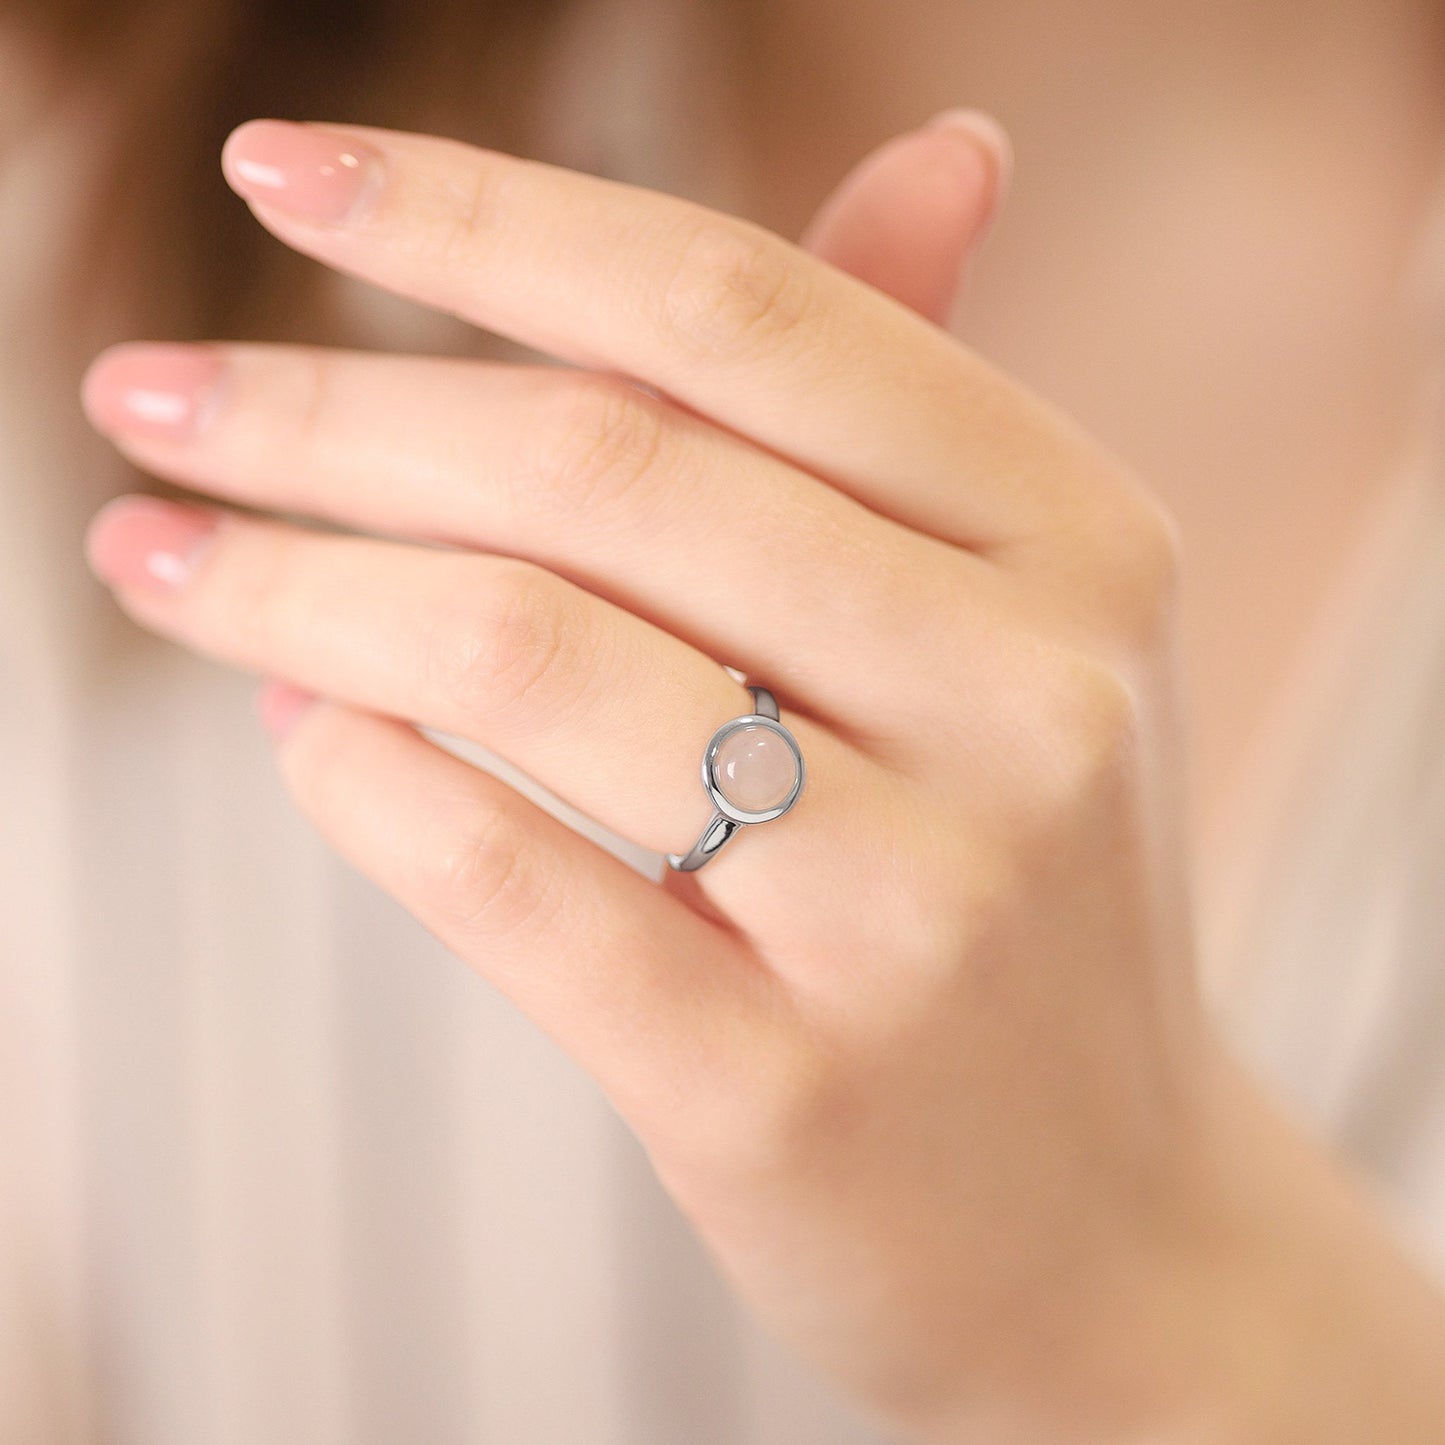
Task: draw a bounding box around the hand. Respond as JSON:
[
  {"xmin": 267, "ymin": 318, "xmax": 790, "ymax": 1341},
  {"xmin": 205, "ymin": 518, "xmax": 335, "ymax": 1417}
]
[{"xmin": 78, "ymin": 119, "xmax": 1445, "ymax": 1442}]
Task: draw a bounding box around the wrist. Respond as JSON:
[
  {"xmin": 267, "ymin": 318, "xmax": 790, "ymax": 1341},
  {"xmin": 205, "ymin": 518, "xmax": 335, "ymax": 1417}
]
[{"xmin": 1099, "ymin": 1043, "xmax": 1445, "ymax": 1444}]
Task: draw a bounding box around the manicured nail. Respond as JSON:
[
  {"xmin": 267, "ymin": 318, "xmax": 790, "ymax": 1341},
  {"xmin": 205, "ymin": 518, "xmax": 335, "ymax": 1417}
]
[
  {"xmin": 86, "ymin": 497, "xmax": 217, "ymax": 592},
  {"xmin": 924, "ymin": 108, "xmax": 1014, "ymax": 194},
  {"xmin": 222, "ymin": 119, "xmax": 383, "ymax": 224},
  {"xmin": 83, "ymin": 344, "xmax": 225, "ymax": 441},
  {"xmin": 256, "ymin": 680, "xmax": 317, "ymax": 741}
]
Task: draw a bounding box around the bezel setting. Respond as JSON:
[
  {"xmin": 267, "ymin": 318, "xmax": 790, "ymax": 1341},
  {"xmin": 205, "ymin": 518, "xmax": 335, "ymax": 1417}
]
[{"xmin": 701, "ymin": 713, "xmax": 806, "ymax": 825}]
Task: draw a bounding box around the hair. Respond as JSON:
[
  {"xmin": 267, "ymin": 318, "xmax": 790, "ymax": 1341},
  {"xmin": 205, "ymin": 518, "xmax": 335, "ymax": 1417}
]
[{"xmin": 0, "ymin": 0, "xmax": 569, "ymax": 352}]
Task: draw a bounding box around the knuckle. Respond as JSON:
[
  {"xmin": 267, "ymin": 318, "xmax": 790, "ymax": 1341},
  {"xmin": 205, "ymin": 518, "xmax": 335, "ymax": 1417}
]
[
  {"xmin": 435, "ymin": 561, "xmax": 590, "ymax": 731},
  {"xmin": 1118, "ymin": 497, "xmax": 1184, "ymax": 600},
  {"xmin": 271, "ymin": 352, "xmax": 339, "ymax": 464},
  {"xmin": 526, "ymin": 378, "xmax": 669, "ymax": 516},
  {"xmin": 659, "ymin": 217, "xmax": 813, "ymax": 363},
  {"xmin": 418, "ymin": 806, "xmax": 546, "ymax": 941},
  {"xmin": 1089, "ymin": 494, "xmax": 1185, "ymax": 640},
  {"xmin": 200, "ymin": 522, "xmax": 292, "ymax": 657},
  {"xmin": 1025, "ymin": 652, "xmax": 1144, "ymax": 812},
  {"xmin": 1142, "ymin": 497, "xmax": 1186, "ymax": 581},
  {"xmin": 484, "ymin": 566, "xmax": 582, "ymax": 724},
  {"xmin": 418, "ymin": 153, "xmax": 514, "ymax": 279}
]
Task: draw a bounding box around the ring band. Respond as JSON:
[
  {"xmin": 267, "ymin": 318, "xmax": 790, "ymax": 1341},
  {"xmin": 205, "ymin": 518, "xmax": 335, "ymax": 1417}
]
[{"xmin": 666, "ymin": 686, "xmax": 806, "ymax": 873}]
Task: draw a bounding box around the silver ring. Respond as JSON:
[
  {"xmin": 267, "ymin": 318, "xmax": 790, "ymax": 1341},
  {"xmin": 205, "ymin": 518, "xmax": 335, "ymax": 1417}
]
[{"xmin": 666, "ymin": 686, "xmax": 806, "ymax": 872}]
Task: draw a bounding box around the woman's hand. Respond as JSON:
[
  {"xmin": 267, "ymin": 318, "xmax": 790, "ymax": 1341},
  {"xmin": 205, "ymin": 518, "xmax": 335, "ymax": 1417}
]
[{"xmin": 79, "ymin": 120, "xmax": 1445, "ymax": 1442}]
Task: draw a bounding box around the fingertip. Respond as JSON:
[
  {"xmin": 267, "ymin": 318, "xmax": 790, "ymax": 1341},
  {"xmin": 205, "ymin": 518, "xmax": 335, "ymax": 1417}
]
[
  {"xmin": 220, "ymin": 118, "xmax": 282, "ymax": 192},
  {"xmin": 82, "ymin": 342, "xmax": 226, "ymax": 442},
  {"xmin": 926, "ymin": 109, "xmax": 1012, "ymax": 176},
  {"xmin": 922, "ymin": 108, "xmax": 1013, "ymax": 216},
  {"xmin": 256, "ymin": 679, "xmax": 319, "ymax": 743},
  {"xmin": 222, "ymin": 118, "xmax": 383, "ymax": 226},
  {"xmin": 85, "ymin": 495, "xmax": 218, "ymax": 592}
]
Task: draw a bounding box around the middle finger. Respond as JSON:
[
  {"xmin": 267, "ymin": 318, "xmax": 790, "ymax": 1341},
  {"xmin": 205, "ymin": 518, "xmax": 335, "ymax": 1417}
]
[{"xmin": 83, "ymin": 342, "xmax": 978, "ymax": 731}]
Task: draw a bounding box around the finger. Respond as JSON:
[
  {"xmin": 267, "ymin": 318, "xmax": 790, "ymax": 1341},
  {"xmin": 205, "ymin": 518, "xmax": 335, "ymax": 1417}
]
[
  {"xmin": 799, "ymin": 110, "xmax": 1012, "ymax": 326},
  {"xmin": 220, "ymin": 119, "xmax": 1139, "ymax": 554},
  {"xmin": 263, "ymin": 693, "xmax": 786, "ymax": 1147},
  {"xmin": 82, "ymin": 342, "xmax": 971, "ymax": 727},
  {"xmin": 86, "ymin": 498, "xmax": 890, "ymax": 932}
]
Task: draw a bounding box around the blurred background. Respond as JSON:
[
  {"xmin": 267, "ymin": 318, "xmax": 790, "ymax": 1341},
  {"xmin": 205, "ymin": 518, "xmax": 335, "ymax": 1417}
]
[{"xmin": 4, "ymin": 1, "xmax": 1445, "ymax": 1441}]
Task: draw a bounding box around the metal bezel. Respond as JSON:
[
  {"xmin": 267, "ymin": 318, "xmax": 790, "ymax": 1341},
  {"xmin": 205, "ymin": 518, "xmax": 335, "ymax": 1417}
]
[{"xmin": 701, "ymin": 714, "xmax": 806, "ymax": 826}]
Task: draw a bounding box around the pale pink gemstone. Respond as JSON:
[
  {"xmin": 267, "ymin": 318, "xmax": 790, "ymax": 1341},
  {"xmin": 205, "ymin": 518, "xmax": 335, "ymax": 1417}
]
[{"xmin": 714, "ymin": 725, "xmax": 798, "ymax": 813}]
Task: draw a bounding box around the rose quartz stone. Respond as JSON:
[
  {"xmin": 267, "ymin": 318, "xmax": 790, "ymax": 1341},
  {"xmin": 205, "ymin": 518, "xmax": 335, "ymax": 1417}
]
[{"xmin": 714, "ymin": 725, "xmax": 798, "ymax": 813}]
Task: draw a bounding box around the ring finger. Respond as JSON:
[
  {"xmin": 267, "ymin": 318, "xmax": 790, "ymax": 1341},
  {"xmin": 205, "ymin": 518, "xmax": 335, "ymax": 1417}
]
[{"xmin": 84, "ymin": 496, "xmax": 890, "ymax": 928}]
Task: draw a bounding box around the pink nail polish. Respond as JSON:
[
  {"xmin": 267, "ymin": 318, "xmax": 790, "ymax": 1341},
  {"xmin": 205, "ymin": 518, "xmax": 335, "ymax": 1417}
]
[
  {"xmin": 86, "ymin": 497, "xmax": 217, "ymax": 592},
  {"xmin": 256, "ymin": 680, "xmax": 317, "ymax": 741},
  {"xmin": 83, "ymin": 344, "xmax": 225, "ymax": 441},
  {"xmin": 222, "ymin": 120, "xmax": 382, "ymax": 224}
]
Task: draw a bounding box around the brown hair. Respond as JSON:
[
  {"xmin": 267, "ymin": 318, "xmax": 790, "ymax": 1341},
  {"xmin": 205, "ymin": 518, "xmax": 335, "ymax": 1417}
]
[{"xmin": 0, "ymin": 0, "xmax": 568, "ymax": 351}]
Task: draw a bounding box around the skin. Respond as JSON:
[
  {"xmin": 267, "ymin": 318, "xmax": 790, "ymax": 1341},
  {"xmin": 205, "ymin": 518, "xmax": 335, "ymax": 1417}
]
[
  {"xmin": 728, "ymin": 0, "xmax": 1445, "ymax": 863},
  {"xmin": 76, "ymin": 100, "xmax": 1445, "ymax": 1445}
]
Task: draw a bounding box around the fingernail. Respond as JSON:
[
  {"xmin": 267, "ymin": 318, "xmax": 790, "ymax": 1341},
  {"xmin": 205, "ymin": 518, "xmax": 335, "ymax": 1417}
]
[
  {"xmin": 256, "ymin": 680, "xmax": 317, "ymax": 741},
  {"xmin": 86, "ymin": 497, "xmax": 218, "ymax": 592},
  {"xmin": 83, "ymin": 344, "xmax": 225, "ymax": 441},
  {"xmin": 924, "ymin": 108, "xmax": 1014, "ymax": 194},
  {"xmin": 222, "ymin": 119, "xmax": 382, "ymax": 225}
]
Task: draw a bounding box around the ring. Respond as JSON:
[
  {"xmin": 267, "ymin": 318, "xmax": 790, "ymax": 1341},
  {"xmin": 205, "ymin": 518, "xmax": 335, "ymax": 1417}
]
[{"xmin": 666, "ymin": 686, "xmax": 806, "ymax": 872}]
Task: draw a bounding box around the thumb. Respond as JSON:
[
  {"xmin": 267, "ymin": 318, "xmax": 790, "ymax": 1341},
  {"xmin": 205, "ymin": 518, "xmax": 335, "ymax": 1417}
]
[{"xmin": 798, "ymin": 109, "xmax": 1012, "ymax": 327}]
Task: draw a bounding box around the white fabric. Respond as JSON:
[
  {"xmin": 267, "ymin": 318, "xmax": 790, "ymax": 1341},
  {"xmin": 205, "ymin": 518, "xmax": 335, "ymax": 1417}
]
[{"xmin": 1203, "ymin": 424, "xmax": 1445, "ymax": 1283}]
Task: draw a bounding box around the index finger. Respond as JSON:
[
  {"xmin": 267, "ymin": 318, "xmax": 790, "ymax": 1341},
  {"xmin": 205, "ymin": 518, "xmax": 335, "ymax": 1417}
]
[{"xmin": 221, "ymin": 120, "xmax": 1136, "ymax": 553}]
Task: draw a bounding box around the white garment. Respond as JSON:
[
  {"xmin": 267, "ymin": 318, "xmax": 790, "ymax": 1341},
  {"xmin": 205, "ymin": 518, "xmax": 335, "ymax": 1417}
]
[{"xmin": 1202, "ymin": 416, "xmax": 1445, "ymax": 1285}]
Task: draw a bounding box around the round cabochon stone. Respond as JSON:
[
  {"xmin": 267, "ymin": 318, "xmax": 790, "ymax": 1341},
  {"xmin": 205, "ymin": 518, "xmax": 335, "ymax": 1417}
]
[{"xmin": 714, "ymin": 724, "xmax": 798, "ymax": 813}]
